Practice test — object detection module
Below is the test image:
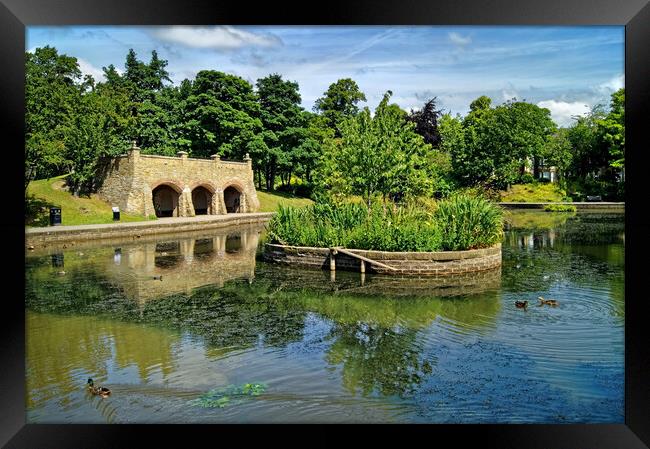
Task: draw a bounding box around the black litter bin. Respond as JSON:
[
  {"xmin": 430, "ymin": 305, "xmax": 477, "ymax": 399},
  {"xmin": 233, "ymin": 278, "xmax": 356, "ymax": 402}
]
[
  {"xmin": 49, "ymin": 207, "xmax": 61, "ymax": 226},
  {"xmin": 112, "ymin": 207, "xmax": 120, "ymax": 221}
]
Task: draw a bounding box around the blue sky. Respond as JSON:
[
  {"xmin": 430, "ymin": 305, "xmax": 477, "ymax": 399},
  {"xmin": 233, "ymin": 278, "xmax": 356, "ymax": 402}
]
[{"xmin": 27, "ymin": 25, "xmax": 624, "ymax": 127}]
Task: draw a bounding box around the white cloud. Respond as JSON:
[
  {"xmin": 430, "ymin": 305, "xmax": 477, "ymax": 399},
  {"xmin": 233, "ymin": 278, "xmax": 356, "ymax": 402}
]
[
  {"xmin": 597, "ymin": 74, "xmax": 624, "ymax": 93},
  {"xmin": 537, "ymin": 100, "xmax": 591, "ymax": 127},
  {"xmin": 448, "ymin": 32, "xmax": 472, "ymax": 46},
  {"xmin": 501, "ymin": 89, "xmax": 519, "ymax": 102},
  {"xmin": 149, "ymin": 26, "xmax": 282, "ymax": 50},
  {"xmin": 77, "ymin": 57, "xmax": 106, "ymax": 82}
]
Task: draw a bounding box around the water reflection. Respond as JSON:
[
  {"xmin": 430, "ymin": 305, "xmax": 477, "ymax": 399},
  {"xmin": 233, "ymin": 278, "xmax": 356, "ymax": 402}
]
[{"xmin": 24, "ymin": 211, "xmax": 624, "ymax": 423}]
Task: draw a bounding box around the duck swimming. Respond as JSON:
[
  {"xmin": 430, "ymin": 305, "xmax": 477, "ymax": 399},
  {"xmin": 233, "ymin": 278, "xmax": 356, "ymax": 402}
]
[
  {"xmin": 515, "ymin": 300, "xmax": 528, "ymax": 309},
  {"xmin": 87, "ymin": 378, "xmax": 111, "ymax": 398},
  {"xmin": 538, "ymin": 296, "xmax": 559, "ymax": 306}
]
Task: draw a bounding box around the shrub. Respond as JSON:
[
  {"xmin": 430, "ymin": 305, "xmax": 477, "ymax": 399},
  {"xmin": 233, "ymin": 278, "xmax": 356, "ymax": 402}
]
[
  {"xmin": 520, "ymin": 173, "xmax": 535, "ymax": 184},
  {"xmin": 543, "ymin": 204, "xmax": 577, "ymax": 212}
]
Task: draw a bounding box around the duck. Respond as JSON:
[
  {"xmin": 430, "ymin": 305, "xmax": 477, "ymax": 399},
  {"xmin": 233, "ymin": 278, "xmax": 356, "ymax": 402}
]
[
  {"xmin": 87, "ymin": 378, "xmax": 111, "ymax": 398},
  {"xmin": 515, "ymin": 300, "xmax": 528, "ymax": 309},
  {"xmin": 152, "ymin": 275, "xmax": 163, "ymax": 281},
  {"xmin": 538, "ymin": 296, "xmax": 558, "ymax": 306}
]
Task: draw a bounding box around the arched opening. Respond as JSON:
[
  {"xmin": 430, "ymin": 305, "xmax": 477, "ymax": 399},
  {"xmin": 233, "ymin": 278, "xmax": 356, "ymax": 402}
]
[
  {"xmin": 152, "ymin": 184, "xmax": 180, "ymax": 217},
  {"xmin": 192, "ymin": 186, "xmax": 213, "ymax": 215},
  {"xmin": 224, "ymin": 186, "xmax": 242, "ymax": 213}
]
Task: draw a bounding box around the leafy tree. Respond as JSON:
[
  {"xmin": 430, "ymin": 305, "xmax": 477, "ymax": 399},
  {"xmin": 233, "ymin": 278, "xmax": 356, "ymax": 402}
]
[
  {"xmin": 25, "ymin": 46, "xmax": 87, "ymax": 190},
  {"xmin": 179, "ymin": 70, "xmax": 263, "ymax": 159},
  {"xmin": 321, "ymin": 91, "xmax": 432, "ymax": 205},
  {"xmin": 64, "ymin": 82, "xmax": 136, "ymax": 194},
  {"xmin": 314, "ymin": 78, "xmax": 366, "ymax": 136},
  {"xmin": 449, "ymin": 97, "xmax": 556, "ymax": 189},
  {"xmin": 598, "ymin": 88, "xmax": 625, "ymax": 169},
  {"xmin": 408, "ymin": 97, "xmax": 443, "ymax": 147},
  {"xmin": 256, "ymin": 73, "xmax": 306, "ymax": 190}
]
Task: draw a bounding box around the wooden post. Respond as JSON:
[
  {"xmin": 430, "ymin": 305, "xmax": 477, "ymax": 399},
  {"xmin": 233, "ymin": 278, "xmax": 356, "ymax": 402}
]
[
  {"xmin": 330, "ymin": 248, "xmax": 336, "ymax": 271},
  {"xmin": 360, "ymin": 259, "xmax": 366, "ymax": 273},
  {"xmin": 360, "ymin": 272, "xmax": 365, "ymax": 286}
]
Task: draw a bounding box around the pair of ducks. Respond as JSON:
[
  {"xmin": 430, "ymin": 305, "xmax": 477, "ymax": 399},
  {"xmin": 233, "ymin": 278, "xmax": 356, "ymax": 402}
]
[{"xmin": 515, "ymin": 296, "xmax": 559, "ymax": 309}]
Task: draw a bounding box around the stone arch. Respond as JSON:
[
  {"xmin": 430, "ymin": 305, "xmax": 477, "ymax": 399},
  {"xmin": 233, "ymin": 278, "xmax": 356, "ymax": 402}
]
[
  {"xmin": 191, "ymin": 183, "xmax": 216, "ymax": 215},
  {"xmin": 151, "ymin": 181, "xmax": 183, "ymax": 217},
  {"xmin": 222, "ymin": 181, "xmax": 246, "ymax": 213}
]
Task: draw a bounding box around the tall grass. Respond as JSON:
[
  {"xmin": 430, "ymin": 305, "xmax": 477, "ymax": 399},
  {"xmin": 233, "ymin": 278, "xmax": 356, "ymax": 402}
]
[
  {"xmin": 435, "ymin": 194, "xmax": 503, "ymax": 250},
  {"xmin": 267, "ymin": 195, "xmax": 503, "ymax": 252}
]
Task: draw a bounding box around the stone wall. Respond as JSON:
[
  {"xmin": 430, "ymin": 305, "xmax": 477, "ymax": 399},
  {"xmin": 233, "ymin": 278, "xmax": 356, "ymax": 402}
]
[
  {"xmin": 263, "ymin": 243, "xmax": 502, "ymax": 276},
  {"xmin": 97, "ymin": 143, "xmax": 260, "ymax": 217}
]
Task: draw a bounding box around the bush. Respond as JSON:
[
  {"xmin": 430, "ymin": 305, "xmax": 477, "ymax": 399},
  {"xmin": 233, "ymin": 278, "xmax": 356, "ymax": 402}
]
[
  {"xmin": 267, "ymin": 196, "xmax": 503, "ymax": 252},
  {"xmin": 544, "ymin": 204, "xmax": 577, "ymax": 212},
  {"xmin": 520, "ymin": 173, "xmax": 535, "ymax": 184}
]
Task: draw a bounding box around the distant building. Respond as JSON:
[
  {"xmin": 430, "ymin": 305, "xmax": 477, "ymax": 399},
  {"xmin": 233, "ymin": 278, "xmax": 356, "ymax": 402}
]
[
  {"xmin": 523, "ymin": 157, "xmax": 557, "ymax": 183},
  {"xmin": 97, "ymin": 141, "xmax": 260, "ymax": 217}
]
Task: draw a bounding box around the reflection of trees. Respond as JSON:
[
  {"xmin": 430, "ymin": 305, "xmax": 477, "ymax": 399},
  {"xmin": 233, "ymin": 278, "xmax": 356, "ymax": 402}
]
[
  {"xmin": 325, "ymin": 323, "xmax": 431, "ymax": 397},
  {"xmin": 26, "ymin": 311, "xmax": 180, "ymax": 410}
]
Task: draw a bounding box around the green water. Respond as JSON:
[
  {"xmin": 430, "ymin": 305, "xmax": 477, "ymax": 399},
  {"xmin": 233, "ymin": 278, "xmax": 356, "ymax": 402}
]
[{"xmin": 24, "ymin": 211, "xmax": 624, "ymax": 423}]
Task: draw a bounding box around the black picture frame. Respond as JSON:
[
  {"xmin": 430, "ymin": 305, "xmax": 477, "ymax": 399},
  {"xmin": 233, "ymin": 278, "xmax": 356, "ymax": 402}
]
[{"xmin": 4, "ymin": 0, "xmax": 649, "ymax": 447}]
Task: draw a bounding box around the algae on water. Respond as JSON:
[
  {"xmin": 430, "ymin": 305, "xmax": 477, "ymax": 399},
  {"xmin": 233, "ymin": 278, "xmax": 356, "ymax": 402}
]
[{"xmin": 189, "ymin": 383, "xmax": 267, "ymax": 408}]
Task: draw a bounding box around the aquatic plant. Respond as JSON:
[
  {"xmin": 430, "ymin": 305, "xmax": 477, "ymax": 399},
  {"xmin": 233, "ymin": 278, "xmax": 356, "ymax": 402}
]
[
  {"xmin": 267, "ymin": 197, "xmax": 502, "ymax": 252},
  {"xmin": 544, "ymin": 204, "xmax": 577, "ymax": 213},
  {"xmin": 434, "ymin": 194, "xmax": 503, "ymax": 250},
  {"xmin": 189, "ymin": 383, "xmax": 267, "ymax": 408}
]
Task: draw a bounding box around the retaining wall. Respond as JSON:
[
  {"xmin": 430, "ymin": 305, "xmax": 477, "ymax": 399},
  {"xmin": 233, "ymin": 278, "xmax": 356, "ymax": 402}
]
[{"xmin": 263, "ymin": 243, "xmax": 502, "ymax": 276}]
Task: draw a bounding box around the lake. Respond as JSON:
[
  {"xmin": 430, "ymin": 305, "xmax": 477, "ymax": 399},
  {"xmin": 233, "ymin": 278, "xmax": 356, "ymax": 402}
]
[{"xmin": 24, "ymin": 210, "xmax": 624, "ymax": 423}]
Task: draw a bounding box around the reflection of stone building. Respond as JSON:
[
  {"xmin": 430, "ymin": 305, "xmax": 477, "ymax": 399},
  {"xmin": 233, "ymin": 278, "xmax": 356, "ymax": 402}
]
[
  {"xmin": 98, "ymin": 141, "xmax": 260, "ymax": 217},
  {"xmin": 106, "ymin": 226, "xmax": 261, "ymax": 304}
]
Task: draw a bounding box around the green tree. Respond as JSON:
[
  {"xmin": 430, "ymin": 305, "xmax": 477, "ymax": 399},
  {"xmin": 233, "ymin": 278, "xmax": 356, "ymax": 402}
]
[
  {"xmin": 64, "ymin": 82, "xmax": 136, "ymax": 194},
  {"xmin": 321, "ymin": 91, "xmax": 432, "ymax": 205},
  {"xmin": 450, "ymin": 97, "xmax": 556, "ymax": 189},
  {"xmin": 598, "ymin": 88, "xmax": 625, "ymax": 169},
  {"xmin": 256, "ymin": 73, "xmax": 306, "ymax": 190},
  {"xmin": 179, "ymin": 70, "xmax": 263, "ymax": 159},
  {"xmin": 314, "ymin": 78, "xmax": 366, "ymax": 137},
  {"xmin": 25, "ymin": 46, "xmax": 87, "ymax": 190}
]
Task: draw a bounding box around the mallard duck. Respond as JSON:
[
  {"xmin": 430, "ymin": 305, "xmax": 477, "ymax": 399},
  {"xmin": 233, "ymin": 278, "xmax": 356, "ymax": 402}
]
[
  {"xmin": 87, "ymin": 378, "xmax": 111, "ymax": 398},
  {"xmin": 538, "ymin": 296, "xmax": 559, "ymax": 306},
  {"xmin": 515, "ymin": 300, "xmax": 528, "ymax": 308}
]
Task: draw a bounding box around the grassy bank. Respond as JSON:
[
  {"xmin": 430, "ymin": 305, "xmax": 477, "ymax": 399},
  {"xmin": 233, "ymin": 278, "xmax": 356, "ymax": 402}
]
[
  {"xmin": 499, "ymin": 183, "xmax": 571, "ymax": 202},
  {"xmin": 26, "ymin": 175, "xmax": 313, "ymax": 227},
  {"xmin": 26, "ymin": 175, "xmax": 154, "ymax": 226},
  {"xmin": 267, "ymin": 195, "xmax": 503, "ymax": 252},
  {"xmin": 256, "ymin": 189, "xmax": 313, "ymax": 212}
]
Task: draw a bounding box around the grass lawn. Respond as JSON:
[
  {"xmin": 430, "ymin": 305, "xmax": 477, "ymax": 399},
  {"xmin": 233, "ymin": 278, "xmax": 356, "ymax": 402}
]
[
  {"xmin": 26, "ymin": 175, "xmax": 313, "ymax": 227},
  {"xmin": 26, "ymin": 175, "xmax": 155, "ymax": 227},
  {"xmin": 499, "ymin": 183, "xmax": 572, "ymax": 203},
  {"xmin": 256, "ymin": 189, "xmax": 313, "ymax": 212}
]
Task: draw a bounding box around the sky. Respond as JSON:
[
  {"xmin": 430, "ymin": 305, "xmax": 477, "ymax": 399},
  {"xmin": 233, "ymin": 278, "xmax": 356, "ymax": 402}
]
[{"xmin": 26, "ymin": 25, "xmax": 624, "ymax": 127}]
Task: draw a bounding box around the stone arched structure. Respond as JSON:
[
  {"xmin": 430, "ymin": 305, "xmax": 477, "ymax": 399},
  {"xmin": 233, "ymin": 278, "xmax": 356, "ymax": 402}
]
[{"xmin": 97, "ymin": 144, "xmax": 260, "ymax": 217}]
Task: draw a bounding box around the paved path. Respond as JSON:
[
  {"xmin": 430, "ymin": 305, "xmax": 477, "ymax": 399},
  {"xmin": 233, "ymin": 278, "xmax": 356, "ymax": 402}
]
[{"xmin": 25, "ymin": 212, "xmax": 274, "ymax": 247}]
